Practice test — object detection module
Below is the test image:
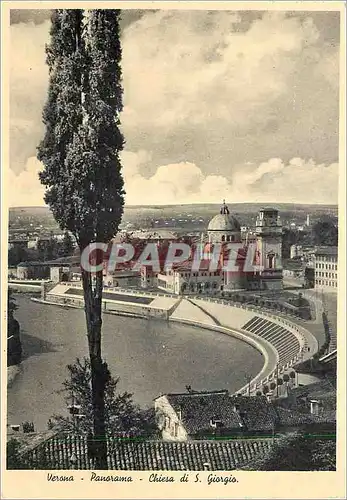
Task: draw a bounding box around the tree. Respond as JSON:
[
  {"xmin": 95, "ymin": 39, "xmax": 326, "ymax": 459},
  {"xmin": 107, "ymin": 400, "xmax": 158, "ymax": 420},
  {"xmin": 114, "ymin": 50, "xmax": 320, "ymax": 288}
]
[
  {"xmin": 312, "ymin": 217, "xmax": 338, "ymax": 246},
  {"xmin": 8, "ymin": 289, "xmax": 17, "ymax": 317},
  {"xmin": 37, "ymin": 9, "xmax": 125, "ymax": 469},
  {"xmin": 8, "ymin": 246, "xmax": 28, "ymax": 267},
  {"xmin": 7, "ymin": 438, "xmax": 52, "ymax": 470},
  {"xmin": 7, "ymin": 439, "xmax": 25, "ymax": 470},
  {"xmin": 37, "ymin": 237, "xmax": 57, "ymax": 261},
  {"xmin": 243, "ymin": 432, "xmax": 336, "ymax": 471},
  {"xmin": 282, "ymin": 228, "xmax": 298, "ymax": 259},
  {"xmin": 61, "ymin": 231, "xmax": 74, "ymax": 257},
  {"xmin": 49, "ymin": 358, "xmax": 157, "ymax": 440}
]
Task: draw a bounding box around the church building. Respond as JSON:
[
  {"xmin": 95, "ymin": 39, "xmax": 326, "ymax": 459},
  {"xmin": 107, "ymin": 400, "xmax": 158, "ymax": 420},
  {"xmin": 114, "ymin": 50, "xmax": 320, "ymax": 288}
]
[{"xmin": 142, "ymin": 202, "xmax": 283, "ymax": 294}]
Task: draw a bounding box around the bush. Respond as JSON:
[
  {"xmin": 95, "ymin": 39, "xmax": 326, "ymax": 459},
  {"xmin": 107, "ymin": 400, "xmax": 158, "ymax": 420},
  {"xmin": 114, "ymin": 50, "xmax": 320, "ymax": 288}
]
[
  {"xmin": 22, "ymin": 421, "xmax": 35, "ymax": 433},
  {"xmin": 7, "ymin": 439, "xmax": 24, "ymax": 469}
]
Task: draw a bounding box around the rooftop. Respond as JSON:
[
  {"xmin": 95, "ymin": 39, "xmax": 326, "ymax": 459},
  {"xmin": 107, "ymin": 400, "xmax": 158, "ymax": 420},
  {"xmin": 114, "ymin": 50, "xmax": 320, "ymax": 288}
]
[
  {"xmin": 207, "ymin": 201, "xmax": 241, "ymax": 232},
  {"xmin": 12, "ymin": 433, "xmax": 273, "ymax": 470},
  {"xmin": 158, "ymin": 390, "xmax": 336, "ymax": 435},
  {"xmin": 315, "ymin": 246, "xmax": 338, "ymax": 256}
]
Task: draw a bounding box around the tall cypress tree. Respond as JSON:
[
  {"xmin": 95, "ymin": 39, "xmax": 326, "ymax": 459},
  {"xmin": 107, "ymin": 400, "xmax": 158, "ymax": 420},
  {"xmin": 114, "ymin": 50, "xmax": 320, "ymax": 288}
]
[{"xmin": 38, "ymin": 9, "xmax": 125, "ymax": 469}]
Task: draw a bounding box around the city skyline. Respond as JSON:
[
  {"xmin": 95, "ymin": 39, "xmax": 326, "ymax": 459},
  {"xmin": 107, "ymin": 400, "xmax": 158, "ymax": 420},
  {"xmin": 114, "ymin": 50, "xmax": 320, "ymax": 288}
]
[{"xmin": 9, "ymin": 9, "xmax": 340, "ymax": 207}]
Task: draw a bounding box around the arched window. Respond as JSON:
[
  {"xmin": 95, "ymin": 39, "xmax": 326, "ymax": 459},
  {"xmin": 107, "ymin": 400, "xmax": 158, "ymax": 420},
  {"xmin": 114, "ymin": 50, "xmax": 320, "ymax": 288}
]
[{"xmin": 221, "ymin": 235, "xmax": 225, "ymax": 242}]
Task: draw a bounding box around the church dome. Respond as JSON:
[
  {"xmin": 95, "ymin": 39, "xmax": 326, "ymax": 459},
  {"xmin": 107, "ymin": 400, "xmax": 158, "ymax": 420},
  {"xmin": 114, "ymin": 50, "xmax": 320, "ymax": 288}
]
[{"xmin": 207, "ymin": 202, "xmax": 241, "ymax": 232}]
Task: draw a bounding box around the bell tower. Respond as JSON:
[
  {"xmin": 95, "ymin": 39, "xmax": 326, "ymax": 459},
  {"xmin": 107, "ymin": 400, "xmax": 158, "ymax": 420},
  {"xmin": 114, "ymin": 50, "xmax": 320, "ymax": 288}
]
[{"xmin": 255, "ymin": 208, "xmax": 283, "ymax": 290}]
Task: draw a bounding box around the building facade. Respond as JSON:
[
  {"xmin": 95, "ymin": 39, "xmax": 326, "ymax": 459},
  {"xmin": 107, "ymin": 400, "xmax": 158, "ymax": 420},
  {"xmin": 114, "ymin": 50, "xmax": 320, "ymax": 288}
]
[
  {"xmin": 140, "ymin": 202, "xmax": 283, "ymax": 294},
  {"xmin": 314, "ymin": 246, "xmax": 338, "ymax": 291},
  {"xmin": 254, "ymin": 208, "xmax": 283, "ymax": 290}
]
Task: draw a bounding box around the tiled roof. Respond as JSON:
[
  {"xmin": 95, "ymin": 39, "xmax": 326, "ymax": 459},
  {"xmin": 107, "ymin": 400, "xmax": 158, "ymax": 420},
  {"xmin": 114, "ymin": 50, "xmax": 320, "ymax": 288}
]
[
  {"xmin": 287, "ymin": 379, "xmax": 336, "ymax": 410},
  {"xmin": 166, "ymin": 391, "xmax": 242, "ymax": 434},
  {"xmin": 161, "ymin": 391, "xmax": 335, "ymax": 436},
  {"xmin": 164, "ymin": 392, "xmax": 279, "ymax": 434},
  {"xmin": 18, "ymin": 434, "xmax": 273, "ymax": 470},
  {"xmin": 275, "ymin": 407, "xmax": 336, "ymax": 427},
  {"xmin": 230, "ymin": 396, "xmax": 278, "ymax": 432},
  {"xmin": 7, "ymin": 429, "xmax": 58, "ymax": 452}
]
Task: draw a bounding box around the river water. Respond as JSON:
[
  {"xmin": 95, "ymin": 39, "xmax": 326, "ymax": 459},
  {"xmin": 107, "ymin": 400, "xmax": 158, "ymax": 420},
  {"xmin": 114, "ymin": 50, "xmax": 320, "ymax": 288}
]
[{"xmin": 7, "ymin": 295, "xmax": 263, "ymax": 431}]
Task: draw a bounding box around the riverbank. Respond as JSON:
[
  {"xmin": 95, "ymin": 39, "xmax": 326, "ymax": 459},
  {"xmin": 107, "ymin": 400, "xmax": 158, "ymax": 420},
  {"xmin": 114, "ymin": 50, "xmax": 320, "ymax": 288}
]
[
  {"xmin": 8, "ymin": 295, "xmax": 263, "ymax": 430},
  {"xmin": 33, "ymin": 293, "xmax": 277, "ymax": 395},
  {"xmin": 33, "ymin": 285, "xmax": 320, "ymax": 396}
]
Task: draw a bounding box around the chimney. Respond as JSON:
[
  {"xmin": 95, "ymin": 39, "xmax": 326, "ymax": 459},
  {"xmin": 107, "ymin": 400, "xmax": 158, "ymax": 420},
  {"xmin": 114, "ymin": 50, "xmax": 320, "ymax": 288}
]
[
  {"xmin": 310, "ymin": 400, "xmax": 320, "ymax": 415},
  {"xmin": 177, "ymin": 406, "xmax": 182, "ymax": 421}
]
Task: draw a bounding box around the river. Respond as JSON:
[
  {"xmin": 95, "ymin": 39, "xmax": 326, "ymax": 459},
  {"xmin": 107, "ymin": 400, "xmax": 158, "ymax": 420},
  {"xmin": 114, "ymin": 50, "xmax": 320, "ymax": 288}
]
[{"xmin": 7, "ymin": 295, "xmax": 263, "ymax": 431}]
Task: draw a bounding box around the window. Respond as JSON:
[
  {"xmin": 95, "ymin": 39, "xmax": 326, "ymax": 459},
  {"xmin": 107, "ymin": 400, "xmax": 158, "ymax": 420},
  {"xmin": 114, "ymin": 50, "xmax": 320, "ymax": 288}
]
[{"xmin": 174, "ymin": 422, "xmax": 179, "ymax": 438}]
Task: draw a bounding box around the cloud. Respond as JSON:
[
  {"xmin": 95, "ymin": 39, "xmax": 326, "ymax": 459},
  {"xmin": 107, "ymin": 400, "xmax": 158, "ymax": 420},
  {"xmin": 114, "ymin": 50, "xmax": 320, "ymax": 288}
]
[
  {"xmin": 8, "ymin": 157, "xmax": 46, "ymax": 207},
  {"xmin": 121, "ymin": 10, "xmax": 339, "ymax": 172},
  {"xmin": 8, "ymin": 10, "xmax": 340, "ymax": 206},
  {"xmin": 122, "ymin": 150, "xmax": 338, "ymax": 205},
  {"xmin": 10, "ymin": 20, "xmax": 50, "ymax": 175},
  {"xmin": 7, "ymin": 150, "xmax": 338, "ymax": 207}
]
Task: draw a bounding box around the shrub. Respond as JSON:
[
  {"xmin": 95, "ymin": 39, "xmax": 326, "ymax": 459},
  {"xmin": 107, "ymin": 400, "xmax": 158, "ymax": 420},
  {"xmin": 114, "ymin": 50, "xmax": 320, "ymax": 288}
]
[
  {"xmin": 7, "ymin": 439, "xmax": 25, "ymax": 470},
  {"xmin": 22, "ymin": 421, "xmax": 35, "ymax": 433}
]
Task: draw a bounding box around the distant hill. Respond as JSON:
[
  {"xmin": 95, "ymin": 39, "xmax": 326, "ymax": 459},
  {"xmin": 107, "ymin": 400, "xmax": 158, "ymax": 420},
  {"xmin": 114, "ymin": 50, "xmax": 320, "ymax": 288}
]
[
  {"xmin": 9, "ymin": 203, "xmax": 338, "ymax": 234},
  {"xmin": 9, "ymin": 202, "xmax": 338, "ymax": 216}
]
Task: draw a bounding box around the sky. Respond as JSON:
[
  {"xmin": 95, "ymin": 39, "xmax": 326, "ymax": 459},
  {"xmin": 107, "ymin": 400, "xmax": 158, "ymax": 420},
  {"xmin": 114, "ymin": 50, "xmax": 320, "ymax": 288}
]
[{"xmin": 9, "ymin": 8, "xmax": 340, "ymax": 207}]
